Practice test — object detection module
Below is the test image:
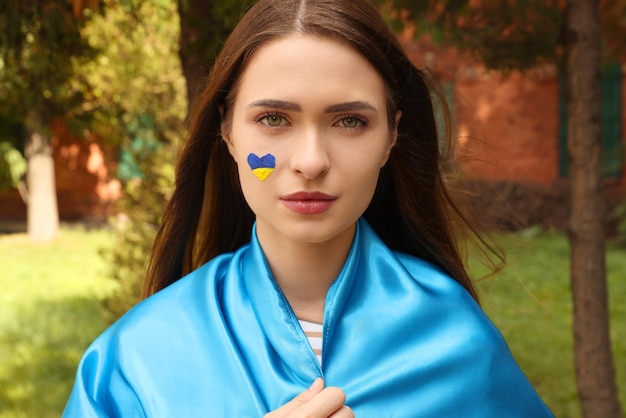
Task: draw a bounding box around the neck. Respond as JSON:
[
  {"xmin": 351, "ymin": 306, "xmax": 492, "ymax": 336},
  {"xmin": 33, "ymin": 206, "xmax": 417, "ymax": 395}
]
[{"xmin": 256, "ymin": 223, "xmax": 356, "ymax": 323}]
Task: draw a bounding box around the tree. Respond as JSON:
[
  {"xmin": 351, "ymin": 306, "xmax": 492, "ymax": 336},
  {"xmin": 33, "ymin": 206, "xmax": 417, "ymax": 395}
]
[
  {"xmin": 72, "ymin": 0, "xmax": 186, "ymax": 319},
  {"xmin": 100, "ymin": 0, "xmax": 260, "ymax": 320},
  {"xmin": 374, "ymin": 0, "xmax": 623, "ymax": 415},
  {"xmin": 0, "ymin": 0, "xmax": 98, "ymax": 241},
  {"xmin": 99, "ymin": 0, "xmax": 252, "ymax": 319},
  {"xmin": 566, "ymin": 1, "xmax": 622, "ymax": 416},
  {"xmin": 177, "ymin": 0, "xmax": 254, "ymax": 108}
]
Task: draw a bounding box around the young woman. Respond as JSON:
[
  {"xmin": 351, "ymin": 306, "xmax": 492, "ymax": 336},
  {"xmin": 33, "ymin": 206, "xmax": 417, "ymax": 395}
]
[{"xmin": 64, "ymin": 0, "xmax": 554, "ymax": 416}]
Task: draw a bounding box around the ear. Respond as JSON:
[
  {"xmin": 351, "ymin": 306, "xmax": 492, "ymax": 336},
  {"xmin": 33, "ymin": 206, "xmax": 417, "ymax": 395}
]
[
  {"xmin": 391, "ymin": 110, "xmax": 401, "ymax": 148},
  {"xmin": 219, "ymin": 105, "xmax": 235, "ymax": 157},
  {"xmin": 381, "ymin": 110, "xmax": 402, "ymax": 167}
]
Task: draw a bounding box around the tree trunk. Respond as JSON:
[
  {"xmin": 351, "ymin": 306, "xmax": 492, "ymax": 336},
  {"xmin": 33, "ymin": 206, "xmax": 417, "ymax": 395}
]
[
  {"xmin": 177, "ymin": 0, "xmax": 253, "ymax": 112},
  {"xmin": 565, "ymin": 1, "xmax": 623, "ymax": 417},
  {"xmin": 177, "ymin": 0, "xmax": 217, "ymax": 111},
  {"xmin": 24, "ymin": 109, "xmax": 59, "ymax": 242}
]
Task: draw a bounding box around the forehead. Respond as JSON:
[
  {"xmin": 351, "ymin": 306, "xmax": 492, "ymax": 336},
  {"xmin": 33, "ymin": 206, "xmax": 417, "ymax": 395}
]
[{"xmin": 233, "ymin": 34, "xmax": 387, "ymax": 108}]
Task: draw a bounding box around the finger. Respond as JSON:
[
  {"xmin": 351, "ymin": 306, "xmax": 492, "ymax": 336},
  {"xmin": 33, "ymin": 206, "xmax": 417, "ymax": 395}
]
[
  {"xmin": 309, "ymin": 378, "xmax": 325, "ymax": 395},
  {"xmin": 329, "ymin": 405, "xmax": 354, "ymax": 418},
  {"xmin": 292, "ymin": 386, "xmax": 347, "ymax": 417},
  {"xmin": 264, "ymin": 378, "xmax": 324, "ymax": 418}
]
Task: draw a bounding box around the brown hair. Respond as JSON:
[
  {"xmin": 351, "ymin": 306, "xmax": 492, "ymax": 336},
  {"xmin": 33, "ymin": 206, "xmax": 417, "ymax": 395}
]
[{"xmin": 143, "ymin": 0, "xmax": 482, "ymax": 301}]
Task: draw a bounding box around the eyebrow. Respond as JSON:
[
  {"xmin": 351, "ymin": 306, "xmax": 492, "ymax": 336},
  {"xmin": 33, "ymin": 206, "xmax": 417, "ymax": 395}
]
[
  {"xmin": 247, "ymin": 99, "xmax": 377, "ymax": 113},
  {"xmin": 248, "ymin": 99, "xmax": 301, "ymax": 111}
]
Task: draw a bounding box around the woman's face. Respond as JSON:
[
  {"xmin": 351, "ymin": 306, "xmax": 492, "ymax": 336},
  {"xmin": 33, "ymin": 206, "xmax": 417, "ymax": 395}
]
[{"xmin": 224, "ymin": 34, "xmax": 399, "ymax": 248}]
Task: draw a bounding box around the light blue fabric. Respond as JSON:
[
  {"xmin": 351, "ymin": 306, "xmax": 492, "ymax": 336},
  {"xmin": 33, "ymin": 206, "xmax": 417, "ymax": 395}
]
[{"xmin": 63, "ymin": 219, "xmax": 554, "ymax": 417}]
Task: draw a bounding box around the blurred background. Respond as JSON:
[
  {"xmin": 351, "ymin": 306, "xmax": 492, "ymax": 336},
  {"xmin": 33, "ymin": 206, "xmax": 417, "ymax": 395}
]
[{"xmin": 0, "ymin": 0, "xmax": 624, "ymax": 417}]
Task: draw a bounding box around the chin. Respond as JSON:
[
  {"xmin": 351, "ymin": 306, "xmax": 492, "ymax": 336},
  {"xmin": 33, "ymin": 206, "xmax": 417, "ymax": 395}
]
[{"xmin": 278, "ymin": 219, "xmax": 357, "ymax": 246}]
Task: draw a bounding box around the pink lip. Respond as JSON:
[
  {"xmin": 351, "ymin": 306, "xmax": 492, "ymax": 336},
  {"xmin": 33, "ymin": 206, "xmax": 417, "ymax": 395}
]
[{"xmin": 281, "ymin": 192, "xmax": 337, "ymax": 214}]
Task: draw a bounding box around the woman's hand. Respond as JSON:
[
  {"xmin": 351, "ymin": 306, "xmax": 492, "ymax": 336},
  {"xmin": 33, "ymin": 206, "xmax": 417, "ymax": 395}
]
[{"xmin": 265, "ymin": 378, "xmax": 353, "ymax": 418}]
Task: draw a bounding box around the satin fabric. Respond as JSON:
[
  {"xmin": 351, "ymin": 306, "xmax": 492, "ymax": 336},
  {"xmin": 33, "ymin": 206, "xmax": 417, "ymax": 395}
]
[{"xmin": 63, "ymin": 219, "xmax": 554, "ymax": 417}]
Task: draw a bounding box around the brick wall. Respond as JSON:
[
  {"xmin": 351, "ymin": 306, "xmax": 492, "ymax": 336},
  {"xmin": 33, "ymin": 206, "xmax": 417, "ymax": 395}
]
[
  {"xmin": 403, "ymin": 36, "xmax": 625, "ymax": 194},
  {"xmin": 0, "ymin": 119, "xmax": 120, "ymax": 222},
  {"xmin": 455, "ymin": 71, "xmax": 561, "ymax": 185}
]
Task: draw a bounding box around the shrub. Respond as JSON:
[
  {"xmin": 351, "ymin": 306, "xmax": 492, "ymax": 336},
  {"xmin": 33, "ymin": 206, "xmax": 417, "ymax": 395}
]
[{"xmin": 77, "ymin": 0, "xmax": 186, "ymax": 320}]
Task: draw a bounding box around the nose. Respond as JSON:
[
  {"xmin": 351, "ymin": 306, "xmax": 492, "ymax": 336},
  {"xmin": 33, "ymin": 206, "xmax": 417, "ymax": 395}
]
[{"xmin": 289, "ymin": 128, "xmax": 330, "ymax": 180}]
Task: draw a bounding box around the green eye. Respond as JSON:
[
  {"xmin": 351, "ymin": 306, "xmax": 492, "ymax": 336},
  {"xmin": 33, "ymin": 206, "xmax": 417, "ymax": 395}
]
[
  {"xmin": 340, "ymin": 116, "xmax": 361, "ymax": 128},
  {"xmin": 343, "ymin": 117, "xmax": 358, "ymax": 128},
  {"xmin": 264, "ymin": 114, "xmax": 284, "ymax": 127}
]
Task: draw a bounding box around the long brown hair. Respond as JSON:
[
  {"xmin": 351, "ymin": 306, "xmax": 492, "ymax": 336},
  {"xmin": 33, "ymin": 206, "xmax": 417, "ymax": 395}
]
[{"xmin": 144, "ymin": 0, "xmax": 482, "ymax": 300}]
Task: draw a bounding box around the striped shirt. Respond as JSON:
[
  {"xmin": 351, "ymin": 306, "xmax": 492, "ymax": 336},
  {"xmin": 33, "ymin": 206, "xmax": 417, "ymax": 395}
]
[{"xmin": 298, "ymin": 319, "xmax": 323, "ymax": 365}]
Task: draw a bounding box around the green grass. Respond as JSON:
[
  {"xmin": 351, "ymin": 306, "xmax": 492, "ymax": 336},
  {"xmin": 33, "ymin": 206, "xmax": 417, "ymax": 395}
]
[
  {"xmin": 473, "ymin": 229, "xmax": 626, "ymax": 417},
  {"xmin": 0, "ymin": 226, "xmax": 118, "ymax": 418},
  {"xmin": 0, "ymin": 226, "xmax": 624, "ymax": 417}
]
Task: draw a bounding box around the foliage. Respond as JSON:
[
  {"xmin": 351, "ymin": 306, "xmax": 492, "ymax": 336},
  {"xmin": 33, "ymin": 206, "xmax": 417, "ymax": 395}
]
[
  {"xmin": 75, "ymin": 0, "xmax": 186, "ymax": 320},
  {"xmin": 102, "ymin": 0, "xmax": 257, "ymax": 319},
  {"xmin": 0, "ymin": 0, "xmax": 97, "ymax": 130},
  {"xmin": 371, "ymin": 0, "xmax": 563, "ymax": 71},
  {"xmin": 0, "ymin": 142, "xmax": 27, "ymax": 191},
  {"xmin": 102, "ymin": 146, "xmax": 177, "ymax": 320},
  {"xmin": 0, "ymin": 117, "xmax": 25, "ymax": 190},
  {"xmin": 178, "ymin": 0, "xmax": 253, "ymax": 61},
  {"xmin": 75, "ymin": 0, "xmax": 186, "ymax": 148},
  {"xmin": 373, "ymin": 0, "xmax": 626, "ymax": 72}
]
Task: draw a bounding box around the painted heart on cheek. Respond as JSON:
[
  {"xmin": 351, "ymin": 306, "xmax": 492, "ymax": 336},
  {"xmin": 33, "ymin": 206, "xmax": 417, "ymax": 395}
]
[{"xmin": 247, "ymin": 153, "xmax": 276, "ymax": 182}]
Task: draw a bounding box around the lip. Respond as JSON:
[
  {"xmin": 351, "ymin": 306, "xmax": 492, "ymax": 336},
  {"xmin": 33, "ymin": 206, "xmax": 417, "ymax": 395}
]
[{"xmin": 280, "ymin": 191, "xmax": 337, "ymax": 215}]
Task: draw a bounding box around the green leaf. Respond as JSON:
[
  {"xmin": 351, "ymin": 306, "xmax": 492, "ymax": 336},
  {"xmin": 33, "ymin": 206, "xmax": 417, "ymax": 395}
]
[{"xmin": 0, "ymin": 142, "xmax": 27, "ymax": 190}]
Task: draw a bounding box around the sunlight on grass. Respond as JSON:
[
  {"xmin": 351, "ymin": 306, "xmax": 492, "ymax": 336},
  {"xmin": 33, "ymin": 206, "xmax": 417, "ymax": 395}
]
[{"xmin": 0, "ymin": 226, "xmax": 118, "ymax": 418}]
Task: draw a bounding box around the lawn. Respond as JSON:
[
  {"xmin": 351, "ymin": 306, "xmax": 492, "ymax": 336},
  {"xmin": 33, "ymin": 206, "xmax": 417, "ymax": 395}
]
[
  {"xmin": 0, "ymin": 226, "xmax": 118, "ymax": 418},
  {"xmin": 473, "ymin": 230, "xmax": 626, "ymax": 417},
  {"xmin": 0, "ymin": 226, "xmax": 624, "ymax": 417}
]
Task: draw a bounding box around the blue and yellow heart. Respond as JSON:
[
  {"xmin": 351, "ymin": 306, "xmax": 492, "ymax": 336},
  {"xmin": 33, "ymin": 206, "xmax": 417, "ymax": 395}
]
[{"xmin": 247, "ymin": 153, "xmax": 276, "ymax": 182}]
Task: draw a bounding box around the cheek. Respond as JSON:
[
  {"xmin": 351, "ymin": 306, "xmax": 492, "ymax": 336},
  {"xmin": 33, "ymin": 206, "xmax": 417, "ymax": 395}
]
[
  {"xmin": 234, "ymin": 149, "xmax": 280, "ymax": 213},
  {"xmin": 236, "ymin": 168, "xmax": 267, "ymax": 215},
  {"xmin": 342, "ymin": 159, "xmax": 383, "ymax": 194},
  {"xmin": 343, "ymin": 142, "xmax": 390, "ymax": 175},
  {"xmin": 246, "ymin": 152, "xmax": 277, "ymax": 182}
]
